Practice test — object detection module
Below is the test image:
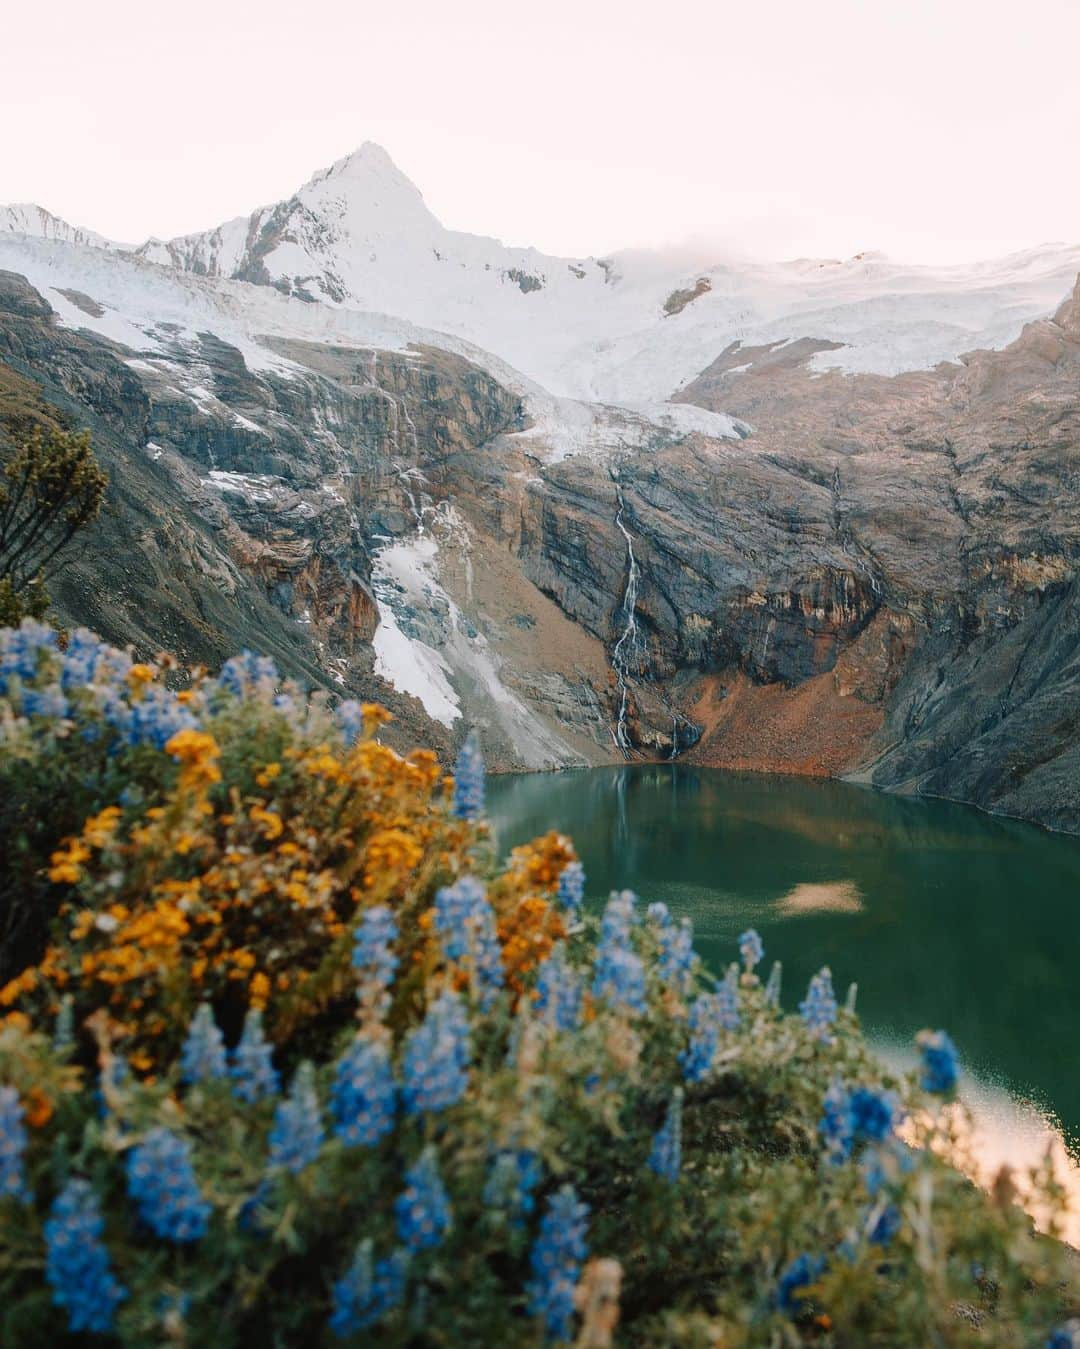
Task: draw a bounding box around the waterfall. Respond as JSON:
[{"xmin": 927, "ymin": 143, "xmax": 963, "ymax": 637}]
[
  {"xmin": 610, "ymin": 475, "xmax": 693, "ymax": 762},
  {"xmin": 611, "ymin": 480, "xmax": 644, "ymax": 754}
]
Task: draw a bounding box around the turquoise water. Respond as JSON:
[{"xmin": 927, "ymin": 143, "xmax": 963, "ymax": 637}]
[{"xmin": 487, "ymin": 765, "xmax": 1080, "ymax": 1154}]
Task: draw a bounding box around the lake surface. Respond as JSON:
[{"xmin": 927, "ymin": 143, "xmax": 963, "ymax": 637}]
[{"xmin": 488, "ymin": 766, "xmax": 1080, "ymax": 1211}]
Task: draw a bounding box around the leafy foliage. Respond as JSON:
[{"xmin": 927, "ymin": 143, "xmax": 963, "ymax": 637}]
[
  {"xmin": 0, "ymin": 425, "xmax": 107, "ymax": 625},
  {"xmin": 0, "ymin": 622, "xmax": 1077, "ymax": 1346}
]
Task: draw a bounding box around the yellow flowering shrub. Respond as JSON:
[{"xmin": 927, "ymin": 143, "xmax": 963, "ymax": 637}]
[{"xmin": 2, "ymin": 657, "xmax": 580, "ymax": 1072}]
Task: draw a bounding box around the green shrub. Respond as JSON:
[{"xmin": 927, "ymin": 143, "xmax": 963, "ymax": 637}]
[{"xmin": 0, "ymin": 423, "xmax": 107, "ymax": 624}]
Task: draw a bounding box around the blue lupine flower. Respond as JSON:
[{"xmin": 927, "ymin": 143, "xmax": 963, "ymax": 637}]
[
  {"xmin": 395, "ymin": 1148, "xmax": 451, "ymax": 1252},
  {"xmin": 658, "ymin": 916, "xmax": 695, "ymax": 992},
  {"xmin": 180, "ymin": 1004, "xmax": 228, "ymax": 1085},
  {"xmin": 680, "ymin": 982, "xmax": 740, "ymax": 1083},
  {"xmin": 600, "ymin": 889, "xmax": 637, "ymax": 939},
  {"xmin": 353, "ymin": 905, "xmax": 399, "ymax": 1011},
  {"xmin": 92, "ymin": 641, "xmax": 134, "ymax": 688},
  {"xmin": 820, "ymin": 1082, "xmax": 896, "ymax": 1164},
  {"xmin": 469, "ymin": 903, "xmax": 504, "ymax": 1010},
  {"xmin": 269, "ymin": 1063, "xmax": 324, "ymax": 1173},
  {"xmin": 218, "ymin": 651, "xmax": 279, "ymax": 698},
  {"xmin": 917, "ymin": 1029, "xmax": 959, "ymax": 1094},
  {"xmin": 22, "ymin": 683, "xmax": 69, "ymax": 719},
  {"xmin": 331, "ymin": 1034, "xmax": 396, "ymax": 1146},
  {"xmin": 0, "ymin": 618, "xmax": 57, "ymax": 691},
  {"xmin": 848, "ymin": 1087, "xmax": 897, "ymax": 1144},
  {"xmin": 336, "ymin": 698, "xmax": 365, "ymax": 747},
  {"xmin": 402, "ymin": 991, "xmax": 470, "ymax": 1114},
  {"xmin": 229, "ymin": 1009, "xmax": 280, "ymax": 1104},
  {"xmin": 44, "ymin": 1179, "xmax": 127, "ymax": 1333},
  {"xmin": 535, "ymin": 946, "xmax": 583, "ymax": 1031},
  {"xmin": 764, "ymin": 960, "xmax": 783, "ymax": 1008},
  {"xmin": 329, "ymin": 1241, "xmax": 409, "ymax": 1337},
  {"xmin": 555, "ymin": 861, "xmax": 585, "ymax": 916},
  {"xmin": 819, "ymin": 1080, "xmax": 854, "ymax": 1164},
  {"xmin": 99, "ymin": 688, "xmax": 134, "ymax": 743},
  {"xmin": 60, "ymin": 629, "xmax": 109, "ymax": 689},
  {"xmin": 777, "ymin": 1252, "xmax": 826, "ymax": 1314},
  {"xmin": 0, "ymin": 1086, "xmax": 29, "ymax": 1202},
  {"xmin": 592, "ymin": 891, "xmax": 646, "ymax": 1013},
  {"xmin": 738, "ymin": 928, "xmax": 764, "ymax": 972},
  {"xmin": 649, "ymin": 1091, "xmax": 683, "ymax": 1183},
  {"xmin": 127, "ymin": 686, "xmax": 198, "ymax": 749},
  {"xmin": 433, "ymin": 878, "xmax": 503, "ymax": 1008},
  {"xmin": 126, "ymin": 1128, "xmax": 210, "ymax": 1243},
  {"xmin": 434, "ymin": 876, "xmax": 487, "ymax": 960},
  {"xmin": 452, "ymin": 731, "xmax": 485, "ymax": 821},
  {"xmin": 483, "ymin": 1149, "xmax": 543, "ymax": 1227},
  {"xmin": 800, "ymin": 967, "xmax": 838, "ymax": 1038},
  {"xmin": 527, "ymin": 1186, "xmax": 590, "ymax": 1342},
  {"xmin": 592, "ymin": 942, "xmax": 646, "ymax": 1013},
  {"xmin": 869, "ymin": 1202, "xmax": 901, "ymax": 1246}
]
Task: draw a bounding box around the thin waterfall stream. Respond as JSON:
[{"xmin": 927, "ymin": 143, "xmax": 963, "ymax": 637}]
[{"xmin": 610, "ymin": 479, "xmax": 644, "ymax": 754}]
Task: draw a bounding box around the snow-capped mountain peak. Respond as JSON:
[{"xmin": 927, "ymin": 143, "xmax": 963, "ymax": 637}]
[
  {"xmin": 132, "ymin": 140, "xmax": 544, "ymax": 311},
  {"xmin": 306, "ymin": 141, "xmax": 430, "ymax": 198},
  {"xmin": 294, "ymin": 142, "xmax": 443, "ymax": 240}
]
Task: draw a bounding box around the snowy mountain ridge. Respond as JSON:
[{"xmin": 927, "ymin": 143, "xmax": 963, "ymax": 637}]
[
  {"xmin": 5, "ymin": 142, "xmax": 1080, "ymax": 408},
  {"xmin": 1, "ymin": 203, "xmax": 116, "ymax": 252}
]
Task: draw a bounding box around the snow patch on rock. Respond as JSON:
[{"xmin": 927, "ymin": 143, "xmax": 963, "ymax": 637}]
[
  {"xmin": 371, "ymin": 516, "xmax": 579, "ymax": 767},
  {"xmin": 371, "ymin": 534, "xmax": 461, "ymax": 728}
]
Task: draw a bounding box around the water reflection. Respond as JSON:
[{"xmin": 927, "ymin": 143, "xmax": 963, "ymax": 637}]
[
  {"xmin": 879, "ymin": 1041, "xmax": 1080, "ymax": 1245},
  {"xmin": 488, "ymin": 766, "xmax": 1080, "ymax": 1164},
  {"xmin": 777, "ymin": 880, "xmax": 864, "ymax": 915}
]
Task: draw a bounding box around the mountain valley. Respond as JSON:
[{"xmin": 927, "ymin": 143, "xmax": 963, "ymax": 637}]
[{"xmin": 1, "ymin": 143, "xmax": 1077, "ymax": 831}]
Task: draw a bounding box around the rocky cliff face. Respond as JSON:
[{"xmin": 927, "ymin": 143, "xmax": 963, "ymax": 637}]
[
  {"xmin": 0, "ymin": 266, "xmax": 618, "ymax": 771},
  {"xmin": 0, "ymin": 158, "xmax": 1077, "ymax": 832},
  {"xmin": 0, "ymin": 271, "xmax": 513, "ymax": 758},
  {"xmin": 664, "ymin": 280, "xmax": 1080, "ymax": 828}
]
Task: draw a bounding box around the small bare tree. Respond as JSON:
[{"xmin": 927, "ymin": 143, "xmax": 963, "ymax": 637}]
[{"xmin": 0, "ymin": 425, "xmax": 107, "ymax": 623}]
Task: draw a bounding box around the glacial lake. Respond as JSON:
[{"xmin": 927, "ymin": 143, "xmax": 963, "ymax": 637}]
[{"xmin": 488, "ymin": 765, "xmax": 1080, "ymax": 1233}]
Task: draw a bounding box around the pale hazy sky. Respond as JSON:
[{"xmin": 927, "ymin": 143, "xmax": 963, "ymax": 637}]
[{"xmin": 4, "ymin": 0, "xmax": 1078, "ymax": 263}]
